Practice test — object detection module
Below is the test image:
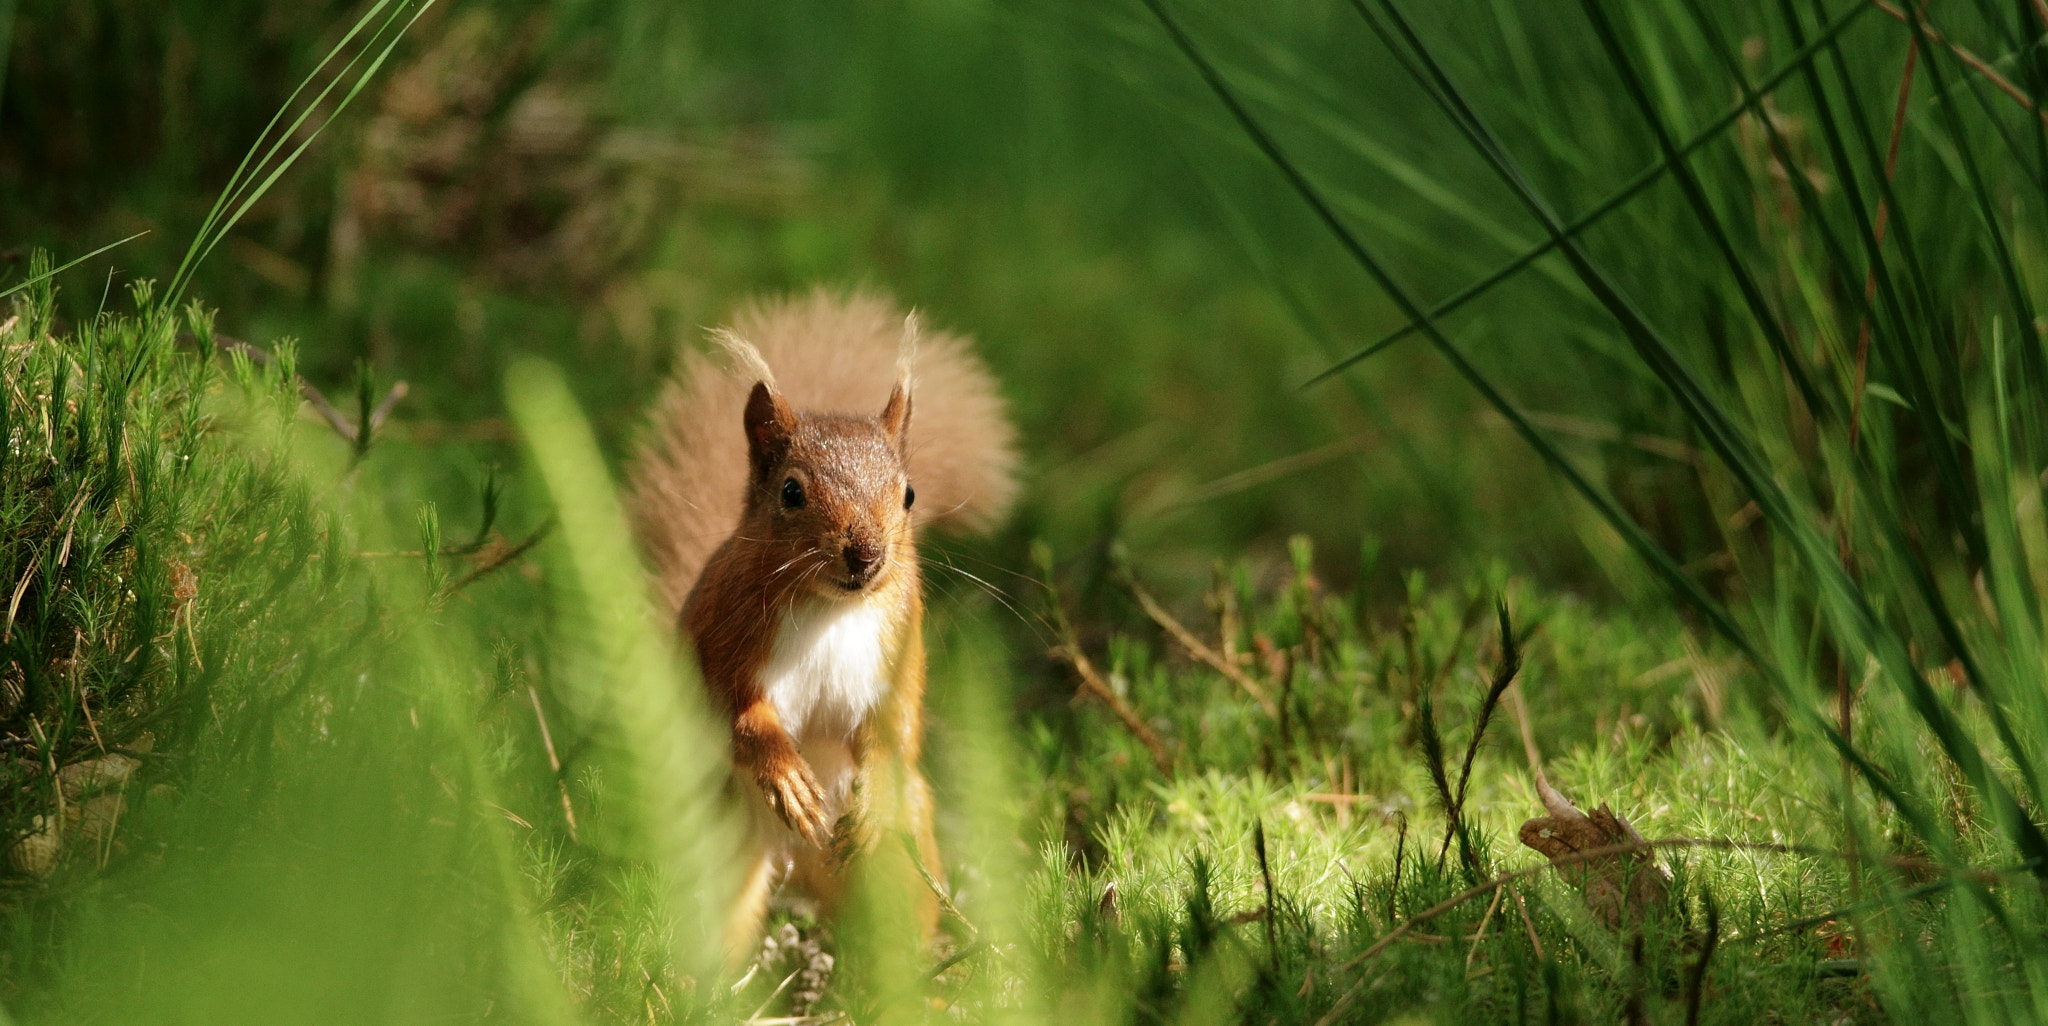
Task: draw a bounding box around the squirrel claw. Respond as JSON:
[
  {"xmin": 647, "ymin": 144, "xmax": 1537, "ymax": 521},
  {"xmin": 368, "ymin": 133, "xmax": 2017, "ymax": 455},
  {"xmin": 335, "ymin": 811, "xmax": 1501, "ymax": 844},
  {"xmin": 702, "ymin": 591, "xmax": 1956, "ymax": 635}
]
[{"xmin": 762, "ymin": 762, "xmax": 831, "ymax": 848}]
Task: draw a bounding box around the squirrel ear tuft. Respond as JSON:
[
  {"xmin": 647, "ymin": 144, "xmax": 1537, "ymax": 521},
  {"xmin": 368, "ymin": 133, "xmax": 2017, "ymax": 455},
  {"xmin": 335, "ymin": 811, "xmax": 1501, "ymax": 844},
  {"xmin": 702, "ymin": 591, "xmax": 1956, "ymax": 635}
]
[
  {"xmin": 879, "ymin": 382, "xmax": 912, "ymax": 455},
  {"xmin": 744, "ymin": 381, "xmax": 796, "ymax": 469}
]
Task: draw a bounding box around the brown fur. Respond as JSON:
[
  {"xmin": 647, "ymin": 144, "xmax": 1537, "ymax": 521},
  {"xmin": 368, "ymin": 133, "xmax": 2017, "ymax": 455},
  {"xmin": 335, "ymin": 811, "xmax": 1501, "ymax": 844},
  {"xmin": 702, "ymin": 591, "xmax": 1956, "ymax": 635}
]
[
  {"xmin": 623, "ymin": 291, "xmax": 1016, "ymax": 961},
  {"xmin": 628, "ymin": 289, "xmax": 1018, "ymax": 618}
]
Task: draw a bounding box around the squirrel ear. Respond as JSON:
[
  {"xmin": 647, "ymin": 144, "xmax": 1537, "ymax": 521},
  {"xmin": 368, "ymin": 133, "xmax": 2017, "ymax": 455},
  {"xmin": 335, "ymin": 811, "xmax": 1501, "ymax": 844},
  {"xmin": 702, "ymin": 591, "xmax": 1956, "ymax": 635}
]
[
  {"xmin": 879, "ymin": 382, "xmax": 912, "ymax": 455},
  {"xmin": 744, "ymin": 381, "xmax": 796, "ymax": 469}
]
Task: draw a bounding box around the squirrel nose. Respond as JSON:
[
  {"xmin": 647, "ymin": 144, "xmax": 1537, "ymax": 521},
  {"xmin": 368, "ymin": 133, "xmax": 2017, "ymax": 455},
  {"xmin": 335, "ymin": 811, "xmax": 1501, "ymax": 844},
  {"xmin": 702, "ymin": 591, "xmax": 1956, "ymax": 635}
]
[{"xmin": 843, "ymin": 539, "xmax": 883, "ymax": 584}]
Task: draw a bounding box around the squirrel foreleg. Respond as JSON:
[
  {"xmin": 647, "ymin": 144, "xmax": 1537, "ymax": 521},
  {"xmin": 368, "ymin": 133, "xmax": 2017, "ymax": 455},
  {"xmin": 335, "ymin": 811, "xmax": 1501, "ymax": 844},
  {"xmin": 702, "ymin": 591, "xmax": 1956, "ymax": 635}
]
[{"xmin": 732, "ymin": 698, "xmax": 832, "ymax": 846}]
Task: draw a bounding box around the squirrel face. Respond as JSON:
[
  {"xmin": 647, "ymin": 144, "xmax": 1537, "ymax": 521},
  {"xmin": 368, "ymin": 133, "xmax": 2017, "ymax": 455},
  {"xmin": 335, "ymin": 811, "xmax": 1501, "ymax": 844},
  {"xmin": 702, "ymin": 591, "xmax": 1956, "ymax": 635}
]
[{"xmin": 741, "ymin": 380, "xmax": 915, "ymax": 599}]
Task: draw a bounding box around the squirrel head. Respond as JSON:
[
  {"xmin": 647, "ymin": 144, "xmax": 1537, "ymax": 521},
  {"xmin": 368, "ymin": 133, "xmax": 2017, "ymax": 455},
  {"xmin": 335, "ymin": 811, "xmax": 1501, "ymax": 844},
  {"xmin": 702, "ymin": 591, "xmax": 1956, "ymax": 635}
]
[{"xmin": 740, "ymin": 379, "xmax": 915, "ymax": 599}]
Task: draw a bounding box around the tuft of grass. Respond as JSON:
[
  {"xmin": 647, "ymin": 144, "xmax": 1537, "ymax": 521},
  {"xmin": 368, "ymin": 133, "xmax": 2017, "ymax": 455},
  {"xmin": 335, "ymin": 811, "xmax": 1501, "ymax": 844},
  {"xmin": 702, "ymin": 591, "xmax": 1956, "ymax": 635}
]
[
  {"xmin": 1150, "ymin": 0, "xmax": 2048, "ymax": 1017},
  {"xmin": 0, "ymin": 260, "xmax": 321, "ymax": 885}
]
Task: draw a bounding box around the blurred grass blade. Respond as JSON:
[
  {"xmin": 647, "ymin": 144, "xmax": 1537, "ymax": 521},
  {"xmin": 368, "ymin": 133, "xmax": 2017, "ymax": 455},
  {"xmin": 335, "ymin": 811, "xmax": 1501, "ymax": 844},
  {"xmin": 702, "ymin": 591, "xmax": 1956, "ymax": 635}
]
[
  {"xmin": 1895, "ymin": 4, "xmax": 2045, "ymax": 367},
  {"xmin": 1576, "ymin": 0, "xmax": 1834, "ymax": 420},
  {"xmin": 1773, "ymin": 0, "xmax": 1985, "ymax": 570},
  {"xmin": 1302, "ymin": 0, "xmax": 1874, "ymax": 386},
  {"xmin": 1137, "ymin": 0, "xmax": 1770, "ymax": 678},
  {"xmin": 1362, "ymin": 0, "xmax": 2048, "ymax": 874},
  {"xmin": 1178, "ymin": 148, "xmax": 1470, "ymax": 531},
  {"xmin": 505, "ymin": 356, "xmax": 737, "ymax": 983}
]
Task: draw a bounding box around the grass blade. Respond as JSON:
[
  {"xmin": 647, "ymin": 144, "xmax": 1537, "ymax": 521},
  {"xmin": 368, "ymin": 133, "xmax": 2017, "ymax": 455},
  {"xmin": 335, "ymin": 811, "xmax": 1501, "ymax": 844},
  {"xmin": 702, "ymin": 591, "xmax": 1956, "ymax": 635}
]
[
  {"xmin": 1301, "ymin": 0, "xmax": 1875, "ymax": 387},
  {"xmin": 0, "ymin": 233, "xmax": 149, "ymax": 302}
]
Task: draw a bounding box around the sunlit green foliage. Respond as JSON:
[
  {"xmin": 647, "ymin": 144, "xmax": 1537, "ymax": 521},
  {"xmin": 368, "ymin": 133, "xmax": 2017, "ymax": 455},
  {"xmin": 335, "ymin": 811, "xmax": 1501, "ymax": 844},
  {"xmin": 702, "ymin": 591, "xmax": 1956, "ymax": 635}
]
[{"xmin": 6, "ymin": 0, "xmax": 2048, "ymax": 1021}]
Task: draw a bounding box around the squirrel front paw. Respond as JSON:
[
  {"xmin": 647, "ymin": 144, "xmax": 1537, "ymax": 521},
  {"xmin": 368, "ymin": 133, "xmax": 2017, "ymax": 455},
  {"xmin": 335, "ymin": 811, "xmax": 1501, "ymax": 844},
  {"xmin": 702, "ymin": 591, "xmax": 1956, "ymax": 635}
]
[{"xmin": 758, "ymin": 758, "xmax": 832, "ymax": 847}]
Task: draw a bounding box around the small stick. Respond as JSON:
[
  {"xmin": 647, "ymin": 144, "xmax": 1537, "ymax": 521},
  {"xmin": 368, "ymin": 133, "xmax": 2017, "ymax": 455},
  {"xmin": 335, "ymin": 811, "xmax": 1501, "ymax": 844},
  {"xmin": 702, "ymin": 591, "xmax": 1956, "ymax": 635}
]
[
  {"xmin": 299, "ymin": 381, "xmax": 360, "ymax": 441},
  {"xmin": 527, "ymin": 684, "xmax": 578, "ymax": 841},
  {"xmin": 1128, "ymin": 577, "xmax": 1276, "ymax": 714},
  {"xmin": 901, "ymin": 837, "xmax": 1011, "ymax": 972},
  {"xmin": 902, "ymin": 833, "xmax": 980, "ymax": 940},
  {"xmin": 440, "ymin": 520, "xmax": 555, "ymax": 597},
  {"xmin": 1464, "ymin": 882, "xmax": 1504, "ymax": 972},
  {"xmin": 369, "ymin": 381, "xmax": 410, "ymax": 432},
  {"xmin": 1510, "ymin": 885, "xmax": 1543, "ymax": 960},
  {"xmin": 5, "ymin": 490, "xmax": 90, "ymax": 643},
  {"xmin": 1507, "ymin": 681, "xmax": 1576, "ymax": 819},
  {"xmin": 1310, "ymin": 975, "xmax": 1369, "ymax": 1026},
  {"xmin": 1038, "ymin": 550, "xmax": 1175, "ymax": 775},
  {"xmin": 1050, "ymin": 643, "xmax": 1174, "ymax": 775},
  {"xmin": 77, "ymin": 677, "xmax": 105, "ymax": 753},
  {"xmin": 743, "ymin": 967, "xmax": 805, "ymax": 1021},
  {"xmin": 1868, "ymin": 0, "xmax": 2048, "ymax": 126},
  {"xmin": 200, "ymin": 333, "xmax": 410, "ymax": 445}
]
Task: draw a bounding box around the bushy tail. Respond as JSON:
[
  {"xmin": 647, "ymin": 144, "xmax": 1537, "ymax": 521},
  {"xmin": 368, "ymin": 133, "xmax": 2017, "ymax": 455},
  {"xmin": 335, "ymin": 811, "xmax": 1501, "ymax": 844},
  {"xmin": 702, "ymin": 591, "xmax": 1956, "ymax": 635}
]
[{"xmin": 627, "ymin": 289, "xmax": 1019, "ymax": 616}]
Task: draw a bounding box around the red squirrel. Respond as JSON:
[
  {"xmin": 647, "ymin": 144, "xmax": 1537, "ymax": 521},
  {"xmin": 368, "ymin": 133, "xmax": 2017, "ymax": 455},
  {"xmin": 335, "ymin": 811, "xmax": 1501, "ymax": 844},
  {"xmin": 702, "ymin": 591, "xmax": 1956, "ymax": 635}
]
[{"xmin": 627, "ymin": 291, "xmax": 1016, "ymax": 956}]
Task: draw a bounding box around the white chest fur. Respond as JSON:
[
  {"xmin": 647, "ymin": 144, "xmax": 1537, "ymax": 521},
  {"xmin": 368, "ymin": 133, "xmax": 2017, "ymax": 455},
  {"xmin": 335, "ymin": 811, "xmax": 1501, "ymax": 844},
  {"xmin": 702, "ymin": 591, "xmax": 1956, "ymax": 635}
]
[{"xmin": 759, "ymin": 597, "xmax": 893, "ymax": 744}]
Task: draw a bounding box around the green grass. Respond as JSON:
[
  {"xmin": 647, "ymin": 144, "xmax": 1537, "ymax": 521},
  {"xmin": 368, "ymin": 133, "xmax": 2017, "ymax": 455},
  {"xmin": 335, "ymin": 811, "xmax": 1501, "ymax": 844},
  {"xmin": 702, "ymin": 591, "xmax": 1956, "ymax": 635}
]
[{"xmin": 6, "ymin": 0, "xmax": 2048, "ymax": 1021}]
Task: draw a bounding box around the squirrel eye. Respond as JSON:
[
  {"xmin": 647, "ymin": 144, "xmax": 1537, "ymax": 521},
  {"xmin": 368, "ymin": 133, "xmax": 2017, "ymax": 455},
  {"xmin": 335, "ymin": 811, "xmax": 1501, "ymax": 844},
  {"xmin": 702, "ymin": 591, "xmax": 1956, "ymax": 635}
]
[
  {"xmin": 904, "ymin": 484, "xmax": 915, "ymax": 510},
  {"xmin": 780, "ymin": 477, "xmax": 805, "ymax": 509}
]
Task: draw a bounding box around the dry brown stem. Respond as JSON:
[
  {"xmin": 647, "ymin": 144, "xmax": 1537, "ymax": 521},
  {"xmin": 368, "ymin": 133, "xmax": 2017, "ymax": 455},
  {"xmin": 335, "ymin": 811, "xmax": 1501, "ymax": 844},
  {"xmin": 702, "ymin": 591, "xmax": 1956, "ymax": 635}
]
[
  {"xmin": 1049, "ymin": 642, "xmax": 1174, "ymax": 776},
  {"xmin": 1128, "ymin": 577, "xmax": 1276, "ymax": 715},
  {"xmin": 1870, "ymin": 0, "xmax": 2048, "ymax": 126}
]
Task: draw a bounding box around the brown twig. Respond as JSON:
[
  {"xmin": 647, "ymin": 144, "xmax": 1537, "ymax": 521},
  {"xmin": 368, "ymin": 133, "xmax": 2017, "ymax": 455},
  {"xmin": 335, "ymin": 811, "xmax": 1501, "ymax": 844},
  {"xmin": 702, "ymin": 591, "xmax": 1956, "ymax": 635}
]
[
  {"xmin": 527, "ymin": 684, "xmax": 578, "ymax": 842},
  {"xmin": 901, "ymin": 833, "xmax": 988, "ymax": 943},
  {"xmin": 1507, "ymin": 680, "xmax": 1556, "ymax": 798},
  {"xmin": 1463, "ymin": 882, "xmax": 1504, "ymax": 972},
  {"xmin": 1128, "ymin": 577, "xmax": 1278, "ymax": 715},
  {"xmin": 196, "ymin": 333, "xmax": 409, "ymax": 444},
  {"xmin": 1509, "ymin": 885, "xmax": 1543, "ymax": 960},
  {"xmin": 439, "ymin": 520, "xmax": 554, "ymax": 597},
  {"xmin": 1835, "ymin": 15, "xmax": 1920, "ymax": 872},
  {"xmin": 1049, "ymin": 642, "xmax": 1174, "ymax": 776},
  {"xmin": 1870, "ymin": 0, "xmax": 2048, "ymax": 126},
  {"xmin": 298, "ymin": 377, "xmax": 360, "ymax": 440},
  {"xmin": 5, "ymin": 490, "xmax": 90, "ymax": 644},
  {"xmin": 1038, "ymin": 549, "xmax": 1175, "ymax": 775},
  {"xmin": 369, "ymin": 380, "xmax": 410, "ymax": 433}
]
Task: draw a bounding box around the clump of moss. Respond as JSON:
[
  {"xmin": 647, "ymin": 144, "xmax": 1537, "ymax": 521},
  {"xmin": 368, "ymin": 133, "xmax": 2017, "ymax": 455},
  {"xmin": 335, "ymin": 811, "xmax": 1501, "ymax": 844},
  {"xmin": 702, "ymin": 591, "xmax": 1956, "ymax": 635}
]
[{"xmin": 0, "ymin": 255, "xmax": 326, "ymax": 880}]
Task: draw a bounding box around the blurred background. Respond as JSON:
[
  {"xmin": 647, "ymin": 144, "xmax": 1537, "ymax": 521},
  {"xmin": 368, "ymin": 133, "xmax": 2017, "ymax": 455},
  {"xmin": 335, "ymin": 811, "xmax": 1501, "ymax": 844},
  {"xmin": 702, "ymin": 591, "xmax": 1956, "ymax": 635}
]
[
  {"xmin": 1, "ymin": 0, "xmax": 1622, "ymax": 603},
  {"xmin": 7, "ymin": 0, "xmax": 2048, "ymax": 1020}
]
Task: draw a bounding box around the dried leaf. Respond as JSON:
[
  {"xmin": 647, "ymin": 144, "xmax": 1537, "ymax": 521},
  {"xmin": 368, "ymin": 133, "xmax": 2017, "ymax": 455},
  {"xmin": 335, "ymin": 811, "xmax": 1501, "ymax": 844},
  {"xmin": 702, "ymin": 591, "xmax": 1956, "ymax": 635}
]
[
  {"xmin": 1517, "ymin": 781, "xmax": 1669, "ymax": 929},
  {"xmin": 1510, "ymin": 683, "xmax": 1669, "ymax": 929}
]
